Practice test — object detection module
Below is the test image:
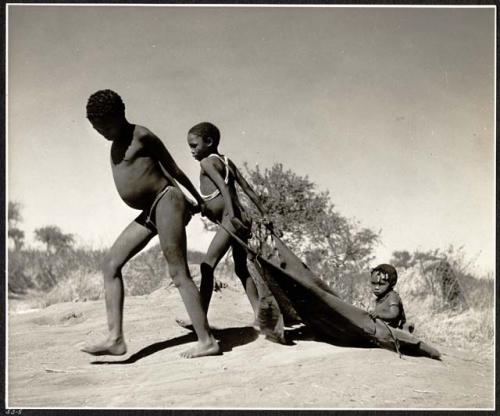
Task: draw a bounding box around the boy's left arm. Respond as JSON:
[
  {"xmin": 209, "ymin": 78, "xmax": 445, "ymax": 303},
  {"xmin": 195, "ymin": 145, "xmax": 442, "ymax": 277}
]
[
  {"xmin": 232, "ymin": 164, "xmax": 266, "ymax": 216},
  {"xmin": 144, "ymin": 135, "xmax": 204, "ymax": 208}
]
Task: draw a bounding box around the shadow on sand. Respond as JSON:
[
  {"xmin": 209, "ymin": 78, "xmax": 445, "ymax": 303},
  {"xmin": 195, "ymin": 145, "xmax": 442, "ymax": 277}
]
[
  {"xmin": 284, "ymin": 324, "xmax": 376, "ymax": 350},
  {"xmin": 90, "ymin": 326, "xmax": 259, "ymax": 365}
]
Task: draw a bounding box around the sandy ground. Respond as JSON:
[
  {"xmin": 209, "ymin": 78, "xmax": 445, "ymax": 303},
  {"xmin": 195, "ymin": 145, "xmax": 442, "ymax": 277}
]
[{"xmin": 7, "ymin": 286, "xmax": 494, "ymax": 410}]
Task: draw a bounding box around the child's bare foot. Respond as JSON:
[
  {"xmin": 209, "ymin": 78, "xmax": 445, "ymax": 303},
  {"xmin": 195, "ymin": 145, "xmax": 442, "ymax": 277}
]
[
  {"xmin": 175, "ymin": 318, "xmax": 194, "ymax": 331},
  {"xmin": 80, "ymin": 337, "xmax": 127, "ymax": 356},
  {"xmin": 180, "ymin": 339, "xmax": 221, "ymax": 359}
]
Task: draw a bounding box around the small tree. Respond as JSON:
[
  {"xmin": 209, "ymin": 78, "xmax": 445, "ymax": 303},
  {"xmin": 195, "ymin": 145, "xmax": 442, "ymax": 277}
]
[
  {"xmin": 8, "ymin": 201, "xmax": 25, "ymax": 250},
  {"xmin": 391, "ymin": 250, "xmax": 413, "ymax": 269},
  {"xmin": 34, "ymin": 226, "xmax": 74, "ymax": 253},
  {"xmin": 242, "ymin": 163, "xmax": 379, "ymax": 299}
]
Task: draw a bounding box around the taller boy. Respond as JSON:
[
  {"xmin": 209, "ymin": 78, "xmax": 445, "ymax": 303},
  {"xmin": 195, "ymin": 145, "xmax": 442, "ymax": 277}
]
[{"xmin": 82, "ymin": 90, "xmax": 220, "ymax": 358}]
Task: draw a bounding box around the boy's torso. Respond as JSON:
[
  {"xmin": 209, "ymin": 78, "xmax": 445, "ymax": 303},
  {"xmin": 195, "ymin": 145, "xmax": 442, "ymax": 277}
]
[
  {"xmin": 200, "ymin": 155, "xmax": 244, "ymax": 220},
  {"xmin": 110, "ymin": 125, "xmax": 169, "ymax": 210}
]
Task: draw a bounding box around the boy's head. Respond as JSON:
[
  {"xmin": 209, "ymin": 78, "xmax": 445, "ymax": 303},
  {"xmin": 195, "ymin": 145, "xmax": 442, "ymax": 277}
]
[
  {"xmin": 86, "ymin": 89, "xmax": 126, "ymax": 141},
  {"xmin": 187, "ymin": 122, "xmax": 220, "ymax": 161},
  {"xmin": 370, "ymin": 264, "xmax": 398, "ymax": 298}
]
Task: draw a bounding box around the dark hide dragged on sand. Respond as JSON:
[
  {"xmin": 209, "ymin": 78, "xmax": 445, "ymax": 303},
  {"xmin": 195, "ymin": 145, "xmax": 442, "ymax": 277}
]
[{"xmin": 225, "ymin": 223, "xmax": 441, "ymax": 360}]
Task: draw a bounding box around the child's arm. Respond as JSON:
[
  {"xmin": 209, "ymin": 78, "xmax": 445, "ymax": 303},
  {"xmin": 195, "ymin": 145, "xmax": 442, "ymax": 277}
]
[
  {"xmin": 144, "ymin": 134, "xmax": 205, "ymax": 208},
  {"xmin": 373, "ymin": 292, "xmax": 401, "ymax": 320},
  {"xmin": 201, "ymin": 158, "xmax": 236, "ymax": 218},
  {"xmin": 231, "ymin": 163, "xmax": 266, "ymax": 216},
  {"xmin": 373, "ymin": 305, "xmax": 400, "ymax": 321}
]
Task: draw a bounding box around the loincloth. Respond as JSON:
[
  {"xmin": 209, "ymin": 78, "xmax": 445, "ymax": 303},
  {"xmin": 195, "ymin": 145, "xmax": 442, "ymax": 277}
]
[{"xmin": 134, "ymin": 186, "xmax": 174, "ymax": 232}]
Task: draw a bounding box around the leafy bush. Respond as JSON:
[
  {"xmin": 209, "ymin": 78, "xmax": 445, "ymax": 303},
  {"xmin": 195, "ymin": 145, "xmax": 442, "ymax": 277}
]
[{"xmin": 227, "ymin": 163, "xmax": 380, "ymax": 293}]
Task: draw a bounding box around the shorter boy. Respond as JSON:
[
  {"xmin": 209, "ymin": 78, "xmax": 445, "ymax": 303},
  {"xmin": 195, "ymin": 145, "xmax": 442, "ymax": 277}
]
[
  {"xmin": 178, "ymin": 122, "xmax": 267, "ymax": 328},
  {"xmin": 369, "ymin": 264, "xmax": 414, "ymax": 333}
]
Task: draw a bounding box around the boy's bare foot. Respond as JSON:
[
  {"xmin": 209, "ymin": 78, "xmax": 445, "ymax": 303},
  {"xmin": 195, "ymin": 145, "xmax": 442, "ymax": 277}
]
[
  {"xmin": 180, "ymin": 340, "xmax": 221, "ymax": 359},
  {"xmin": 175, "ymin": 318, "xmax": 194, "ymax": 331},
  {"xmin": 80, "ymin": 337, "xmax": 127, "ymax": 356}
]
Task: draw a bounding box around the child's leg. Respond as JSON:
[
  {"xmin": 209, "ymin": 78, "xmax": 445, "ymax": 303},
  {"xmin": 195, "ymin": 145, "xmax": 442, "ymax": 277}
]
[
  {"xmin": 81, "ymin": 221, "xmax": 155, "ymax": 356},
  {"xmin": 199, "ymin": 228, "xmax": 233, "ymax": 311},
  {"xmin": 232, "ymin": 241, "xmax": 260, "ymax": 321},
  {"xmin": 155, "ymin": 188, "xmax": 220, "ymax": 358},
  {"xmin": 176, "ymin": 223, "xmax": 232, "ymax": 329}
]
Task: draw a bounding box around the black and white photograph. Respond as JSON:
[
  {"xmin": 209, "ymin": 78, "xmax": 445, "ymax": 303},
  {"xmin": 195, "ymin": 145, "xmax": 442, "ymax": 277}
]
[{"xmin": 5, "ymin": 3, "xmax": 496, "ymax": 410}]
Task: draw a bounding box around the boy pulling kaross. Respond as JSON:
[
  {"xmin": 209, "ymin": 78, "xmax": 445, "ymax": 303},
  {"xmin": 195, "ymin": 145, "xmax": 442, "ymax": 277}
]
[
  {"xmin": 177, "ymin": 122, "xmax": 267, "ymax": 328},
  {"xmin": 82, "ymin": 90, "xmax": 220, "ymax": 358}
]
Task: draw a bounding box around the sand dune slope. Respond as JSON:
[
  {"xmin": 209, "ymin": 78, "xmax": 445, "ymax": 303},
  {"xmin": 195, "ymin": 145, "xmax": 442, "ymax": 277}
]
[{"xmin": 7, "ymin": 287, "xmax": 493, "ymax": 409}]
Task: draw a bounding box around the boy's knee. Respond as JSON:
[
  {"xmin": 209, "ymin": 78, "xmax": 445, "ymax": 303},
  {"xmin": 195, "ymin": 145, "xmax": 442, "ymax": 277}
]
[
  {"xmin": 162, "ymin": 243, "xmax": 183, "ymax": 263},
  {"xmin": 168, "ymin": 264, "xmax": 190, "ymax": 288},
  {"xmin": 102, "ymin": 256, "xmax": 122, "ymax": 279},
  {"xmin": 168, "ymin": 268, "xmax": 182, "ymax": 287},
  {"xmin": 162, "ymin": 244, "xmax": 187, "ymax": 281},
  {"xmin": 200, "ymin": 262, "xmax": 215, "ymax": 278}
]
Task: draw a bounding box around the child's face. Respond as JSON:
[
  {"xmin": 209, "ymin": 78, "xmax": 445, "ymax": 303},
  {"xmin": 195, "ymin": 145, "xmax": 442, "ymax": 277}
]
[
  {"xmin": 187, "ymin": 133, "xmax": 213, "ymax": 161},
  {"xmin": 89, "ymin": 116, "xmax": 124, "ymax": 141},
  {"xmin": 371, "ymin": 272, "xmax": 391, "ymax": 298}
]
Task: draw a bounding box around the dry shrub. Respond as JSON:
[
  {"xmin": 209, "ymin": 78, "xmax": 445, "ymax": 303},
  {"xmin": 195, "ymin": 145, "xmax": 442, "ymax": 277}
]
[
  {"xmin": 124, "ymin": 244, "xmax": 207, "ymax": 295},
  {"xmin": 8, "ymin": 248, "xmax": 105, "ymax": 295},
  {"xmin": 409, "ymin": 307, "xmax": 494, "ymax": 351},
  {"xmin": 8, "ymin": 243, "xmax": 207, "ymax": 303},
  {"xmin": 394, "ymin": 266, "xmax": 494, "ymax": 349},
  {"xmin": 124, "ymin": 245, "xmax": 168, "ymax": 296},
  {"xmin": 40, "ymin": 270, "xmax": 103, "ymax": 307}
]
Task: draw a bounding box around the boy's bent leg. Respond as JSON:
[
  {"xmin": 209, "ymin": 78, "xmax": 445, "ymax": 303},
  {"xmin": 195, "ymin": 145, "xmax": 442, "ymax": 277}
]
[
  {"xmin": 199, "ymin": 228, "xmax": 233, "ymax": 312},
  {"xmin": 156, "ymin": 188, "xmax": 220, "ymax": 358},
  {"xmin": 81, "ymin": 220, "xmax": 155, "ymax": 356}
]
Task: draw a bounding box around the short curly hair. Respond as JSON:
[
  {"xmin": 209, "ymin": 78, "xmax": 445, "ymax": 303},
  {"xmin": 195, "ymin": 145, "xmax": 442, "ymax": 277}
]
[
  {"xmin": 188, "ymin": 122, "xmax": 220, "ymax": 147},
  {"xmin": 86, "ymin": 89, "xmax": 125, "ymax": 120},
  {"xmin": 371, "ymin": 264, "xmax": 398, "ymax": 287}
]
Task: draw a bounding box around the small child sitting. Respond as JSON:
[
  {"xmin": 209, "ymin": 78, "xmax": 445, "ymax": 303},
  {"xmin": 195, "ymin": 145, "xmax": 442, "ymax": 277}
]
[{"xmin": 369, "ymin": 264, "xmax": 414, "ymax": 333}]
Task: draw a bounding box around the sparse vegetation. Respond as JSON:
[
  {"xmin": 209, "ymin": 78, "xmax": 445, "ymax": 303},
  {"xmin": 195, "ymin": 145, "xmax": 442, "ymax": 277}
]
[
  {"xmin": 8, "ymin": 161, "xmax": 494, "ymax": 353},
  {"xmin": 7, "ymin": 201, "xmax": 207, "ymax": 306}
]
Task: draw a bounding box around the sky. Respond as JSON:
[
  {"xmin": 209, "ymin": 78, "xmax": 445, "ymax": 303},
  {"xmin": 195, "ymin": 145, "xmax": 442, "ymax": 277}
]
[{"xmin": 7, "ymin": 5, "xmax": 496, "ymax": 275}]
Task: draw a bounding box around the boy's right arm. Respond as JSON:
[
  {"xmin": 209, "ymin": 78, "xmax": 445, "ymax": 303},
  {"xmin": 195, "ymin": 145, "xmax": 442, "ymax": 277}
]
[{"xmin": 142, "ymin": 133, "xmax": 205, "ymax": 209}]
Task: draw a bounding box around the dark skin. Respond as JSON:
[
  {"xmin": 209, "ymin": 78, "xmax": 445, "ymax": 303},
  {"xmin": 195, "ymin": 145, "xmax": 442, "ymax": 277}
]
[
  {"xmin": 176, "ymin": 133, "xmax": 266, "ymax": 328},
  {"xmin": 369, "ymin": 271, "xmax": 399, "ymax": 321},
  {"xmin": 81, "ymin": 113, "xmax": 220, "ymax": 358}
]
